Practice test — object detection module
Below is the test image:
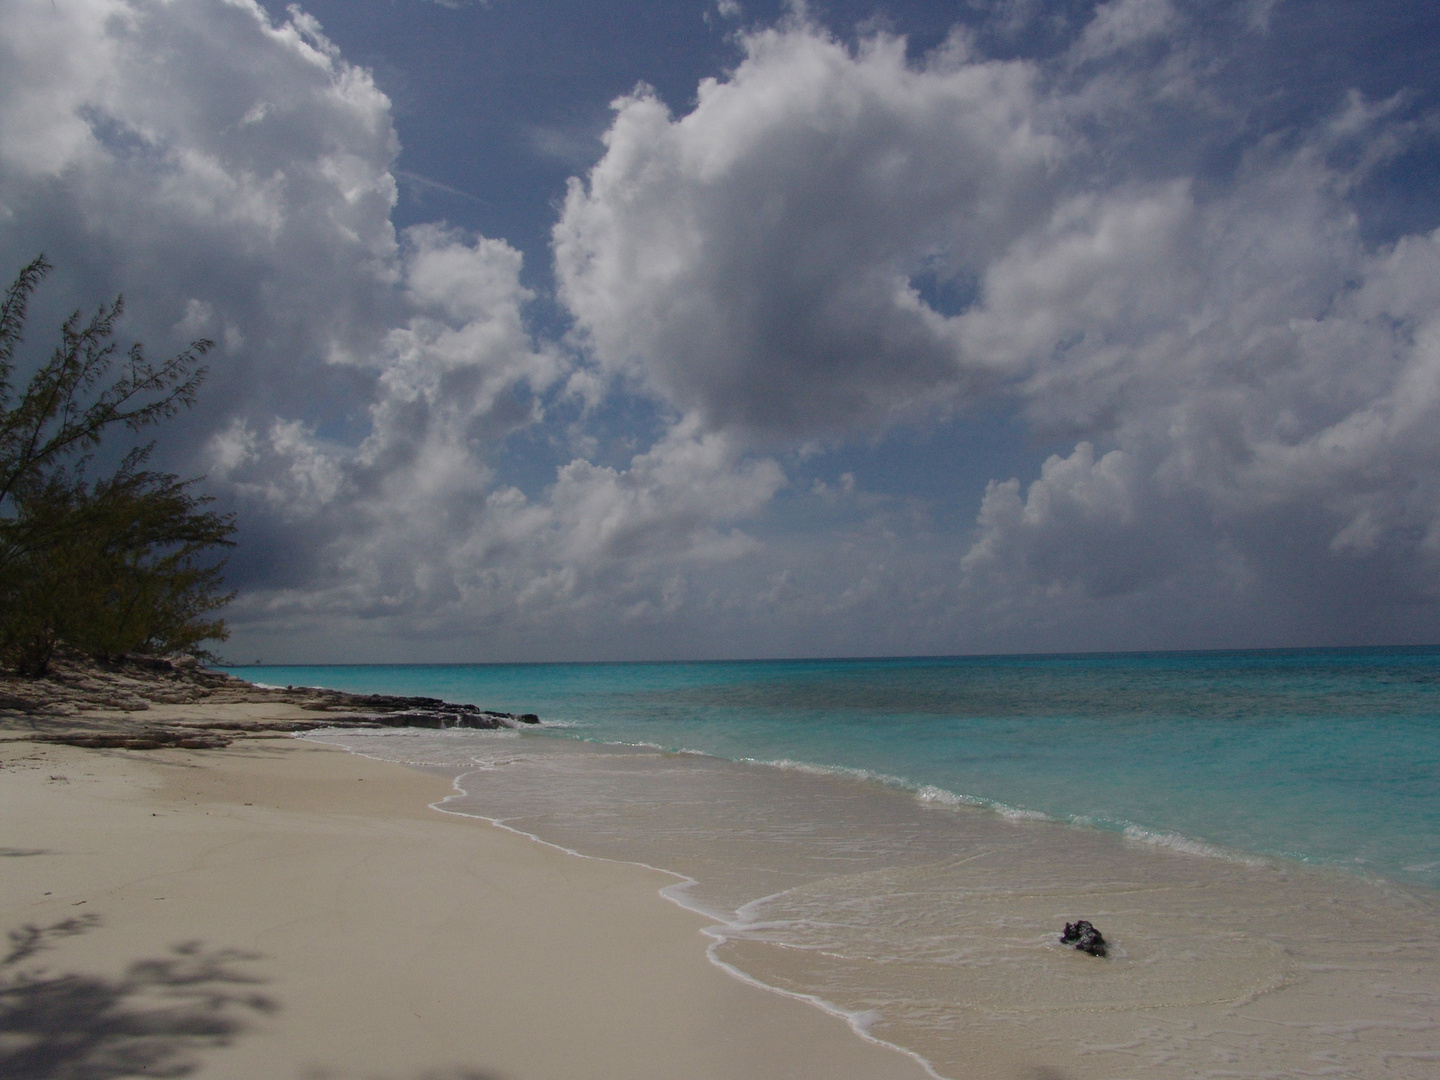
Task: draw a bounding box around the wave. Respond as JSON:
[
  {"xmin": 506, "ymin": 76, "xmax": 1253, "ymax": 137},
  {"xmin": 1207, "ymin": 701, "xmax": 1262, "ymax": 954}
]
[
  {"xmin": 745, "ymin": 756, "xmax": 910, "ymax": 786},
  {"xmin": 737, "ymin": 754, "xmax": 1276, "ymax": 866},
  {"xmin": 303, "ymin": 723, "xmax": 1397, "ymax": 882},
  {"xmin": 1120, "ymin": 824, "xmax": 1269, "ymax": 866},
  {"xmin": 913, "ymin": 783, "xmax": 1053, "ymax": 822},
  {"xmin": 718, "ymin": 756, "xmax": 1293, "ymax": 867}
]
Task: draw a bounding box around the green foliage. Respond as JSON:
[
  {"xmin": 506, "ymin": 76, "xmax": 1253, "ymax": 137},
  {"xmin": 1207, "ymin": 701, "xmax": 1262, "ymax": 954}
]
[{"xmin": 0, "ymin": 256, "xmax": 235, "ymax": 675}]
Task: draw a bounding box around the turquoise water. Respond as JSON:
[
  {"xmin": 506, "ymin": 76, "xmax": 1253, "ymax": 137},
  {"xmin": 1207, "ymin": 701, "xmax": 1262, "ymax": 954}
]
[
  {"xmin": 227, "ymin": 646, "xmax": 1440, "ymax": 889},
  {"xmin": 254, "ymin": 647, "xmax": 1440, "ymax": 1078}
]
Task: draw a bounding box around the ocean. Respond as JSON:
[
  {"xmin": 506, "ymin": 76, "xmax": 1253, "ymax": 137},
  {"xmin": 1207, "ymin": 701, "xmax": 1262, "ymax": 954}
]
[{"xmin": 225, "ymin": 647, "xmax": 1440, "ymax": 1078}]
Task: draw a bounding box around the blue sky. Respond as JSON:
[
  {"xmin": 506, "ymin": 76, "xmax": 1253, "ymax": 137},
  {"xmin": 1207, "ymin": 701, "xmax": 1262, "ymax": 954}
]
[{"xmin": 3, "ymin": 1, "xmax": 1440, "ymax": 661}]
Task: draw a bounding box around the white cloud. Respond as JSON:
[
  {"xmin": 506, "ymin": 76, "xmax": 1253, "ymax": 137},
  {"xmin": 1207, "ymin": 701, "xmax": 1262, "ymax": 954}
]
[
  {"xmin": 0, "ymin": 1, "xmax": 789, "ymax": 656},
  {"xmin": 555, "ymin": 22, "xmax": 1062, "ymax": 441},
  {"xmin": 215, "ymin": 413, "xmax": 787, "ymax": 647},
  {"xmin": 960, "ymin": 442, "xmax": 1182, "ymax": 600},
  {"xmin": 553, "ymin": 11, "xmax": 1440, "ymax": 648},
  {"xmin": 0, "ymin": 0, "xmax": 403, "ymax": 400},
  {"xmin": 4, "ymin": 1, "xmax": 1440, "ymax": 658},
  {"xmin": 951, "ymin": 134, "xmax": 1440, "ymax": 631},
  {"xmin": 1072, "ymin": 0, "xmax": 1179, "ymax": 61}
]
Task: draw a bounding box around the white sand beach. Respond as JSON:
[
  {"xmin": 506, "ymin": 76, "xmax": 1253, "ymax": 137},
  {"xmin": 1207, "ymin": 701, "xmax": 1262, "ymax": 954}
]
[{"xmin": 0, "ymin": 731, "xmax": 933, "ymax": 1080}]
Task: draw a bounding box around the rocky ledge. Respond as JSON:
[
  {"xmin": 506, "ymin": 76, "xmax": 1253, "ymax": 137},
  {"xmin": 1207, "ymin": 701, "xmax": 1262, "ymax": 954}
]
[{"xmin": 0, "ymin": 650, "xmax": 540, "ymax": 750}]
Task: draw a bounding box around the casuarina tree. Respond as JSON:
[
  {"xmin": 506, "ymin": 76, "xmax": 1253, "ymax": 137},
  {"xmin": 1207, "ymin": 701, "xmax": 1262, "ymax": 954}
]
[{"xmin": 0, "ymin": 256, "xmax": 235, "ymax": 675}]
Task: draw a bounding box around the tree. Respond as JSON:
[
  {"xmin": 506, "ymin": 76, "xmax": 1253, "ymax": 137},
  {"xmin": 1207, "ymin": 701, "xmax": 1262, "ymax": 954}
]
[{"xmin": 0, "ymin": 256, "xmax": 235, "ymax": 675}]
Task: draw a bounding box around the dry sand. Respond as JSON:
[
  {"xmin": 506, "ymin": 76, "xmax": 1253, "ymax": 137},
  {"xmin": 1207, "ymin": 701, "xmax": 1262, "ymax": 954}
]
[{"xmin": 0, "ymin": 732, "xmax": 934, "ymax": 1080}]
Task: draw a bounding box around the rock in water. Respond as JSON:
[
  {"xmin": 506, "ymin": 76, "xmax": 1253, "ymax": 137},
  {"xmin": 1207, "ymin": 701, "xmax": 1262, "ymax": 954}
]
[{"xmin": 1059, "ymin": 920, "xmax": 1108, "ymax": 957}]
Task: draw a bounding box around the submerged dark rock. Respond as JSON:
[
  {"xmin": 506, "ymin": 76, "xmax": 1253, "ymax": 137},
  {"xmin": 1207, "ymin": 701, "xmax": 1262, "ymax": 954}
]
[
  {"xmin": 296, "ymin": 692, "xmax": 539, "ymax": 730},
  {"xmin": 1060, "ymin": 920, "xmax": 1108, "ymax": 957},
  {"xmin": 368, "ymin": 708, "xmax": 516, "ymax": 730}
]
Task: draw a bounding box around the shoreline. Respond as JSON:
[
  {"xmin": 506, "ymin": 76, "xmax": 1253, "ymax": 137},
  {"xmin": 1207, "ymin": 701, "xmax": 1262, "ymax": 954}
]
[
  {"xmin": 0, "ymin": 729, "xmax": 935, "ymax": 1080},
  {"xmin": 398, "ymin": 742, "xmax": 946, "ymax": 1080},
  {"xmin": 8, "ymin": 656, "xmax": 1440, "ymax": 1077},
  {"xmin": 226, "ymin": 650, "xmax": 1440, "ymax": 894},
  {"xmin": 330, "ymin": 724, "xmax": 1440, "ymax": 1080}
]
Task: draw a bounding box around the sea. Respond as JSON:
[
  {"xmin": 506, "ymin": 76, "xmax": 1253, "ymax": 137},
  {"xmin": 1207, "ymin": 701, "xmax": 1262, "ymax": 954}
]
[{"xmin": 223, "ymin": 647, "xmax": 1440, "ymax": 1079}]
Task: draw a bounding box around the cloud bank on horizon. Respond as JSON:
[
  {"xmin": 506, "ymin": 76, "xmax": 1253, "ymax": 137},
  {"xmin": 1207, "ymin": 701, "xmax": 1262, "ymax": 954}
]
[{"xmin": 2, "ymin": 0, "xmax": 1439, "ymax": 661}]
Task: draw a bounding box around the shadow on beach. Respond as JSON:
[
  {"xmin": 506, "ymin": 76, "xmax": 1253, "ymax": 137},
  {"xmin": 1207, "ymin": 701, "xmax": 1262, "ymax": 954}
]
[
  {"xmin": 2, "ymin": 918, "xmax": 510, "ymax": 1080},
  {"xmin": 0, "ymin": 916, "xmax": 276, "ymax": 1080}
]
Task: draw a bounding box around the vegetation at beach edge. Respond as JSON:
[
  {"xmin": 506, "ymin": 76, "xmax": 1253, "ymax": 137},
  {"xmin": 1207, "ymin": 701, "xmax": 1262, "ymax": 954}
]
[{"xmin": 0, "ymin": 255, "xmax": 235, "ymax": 676}]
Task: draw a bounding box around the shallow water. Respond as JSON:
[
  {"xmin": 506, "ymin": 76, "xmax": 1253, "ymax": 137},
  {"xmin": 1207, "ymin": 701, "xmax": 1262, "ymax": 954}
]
[
  {"xmin": 241, "ymin": 648, "xmax": 1440, "ymax": 886},
  {"xmin": 236, "ymin": 648, "xmax": 1440, "ymax": 1077},
  {"xmin": 302, "ymin": 729, "xmax": 1440, "ymax": 1079}
]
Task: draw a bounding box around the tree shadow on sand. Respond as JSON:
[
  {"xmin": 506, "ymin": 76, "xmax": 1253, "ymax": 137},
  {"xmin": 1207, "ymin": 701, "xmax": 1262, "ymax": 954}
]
[{"xmin": 0, "ymin": 916, "xmax": 276, "ymax": 1079}]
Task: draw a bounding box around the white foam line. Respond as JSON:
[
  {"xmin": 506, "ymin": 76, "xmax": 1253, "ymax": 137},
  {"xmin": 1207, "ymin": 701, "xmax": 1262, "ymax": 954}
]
[
  {"xmin": 1121, "ymin": 825, "xmax": 1269, "ymax": 866},
  {"xmin": 917, "ymin": 779, "xmax": 1274, "ymax": 864},
  {"xmin": 697, "ymin": 929, "xmax": 947, "ymax": 1080},
  {"xmin": 745, "ymin": 758, "xmax": 1060, "ymax": 829},
  {"xmin": 524, "ymin": 738, "xmax": 1061, "ymax": 835},
  {"xmin": 300, "ymin": 733, "xmax": 951, "ymax": 1080},
  {"xmin": 441, "ymin": 731, "xmax": 1276, "ymax": 871},
  {"xmin": 915, "ymin": 783, "xmax": 1055, "ymax": 823},
  {"xmin": 747, "ymin": 756, "xmax": 914, "ymax": 789},
  {"xmin": 309, "ymin": 731, "xmax": 1286, "ymax": 876},
  {"xmin": 732, "ymin": 885, "xmax": 816, "ymax": 927}
]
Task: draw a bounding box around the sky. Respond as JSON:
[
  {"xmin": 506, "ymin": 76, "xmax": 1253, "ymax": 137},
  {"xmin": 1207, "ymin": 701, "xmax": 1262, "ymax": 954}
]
[{"xmin": 3, "ymin": 0, "xmax": 1440, "ymax": 663}]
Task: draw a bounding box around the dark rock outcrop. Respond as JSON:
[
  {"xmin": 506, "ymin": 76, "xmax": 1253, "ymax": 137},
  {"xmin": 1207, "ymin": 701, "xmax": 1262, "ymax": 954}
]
[
  {"xmin": 365, "ymin": 708, "xmax": 512, "ymax": 730},
  {"xmin": 295, "ymin": 692, "xmax": 537, "ymax": 729},
  {"xmin": 1, "ymin": 649, "xmax": 544, "ymax": 749},
  {"xmin": 1059, "ymin": 920, "xmax": 1107, "ymax": 957}
]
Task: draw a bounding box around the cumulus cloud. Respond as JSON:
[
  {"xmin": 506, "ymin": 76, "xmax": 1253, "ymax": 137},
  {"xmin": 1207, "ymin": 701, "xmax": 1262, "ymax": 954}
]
[
  {"xmin": 555, "ymin": 23, "xmax": 1062, "ymax": 440},
  {"xmin": 552, "ymin": 5, "xmax": 1440, "ymax": 648},
  {"xmin": 0, "ymin": 0, "xmax": 788, "ymax": 657},
  {"xmin": 0, "ymin": 0, "xmax": 404, "ymax": 417},
  {"xmin": 951, "ymin": 125, "xmax": 1440, "ymax": 636},
  {"xmin": 1072, "ymin": 0, "xmax": 1179, "ymax": 59},
  {"xmin": 4, "ymin": 0, "xmax": 1439, "ymax": 658}
]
